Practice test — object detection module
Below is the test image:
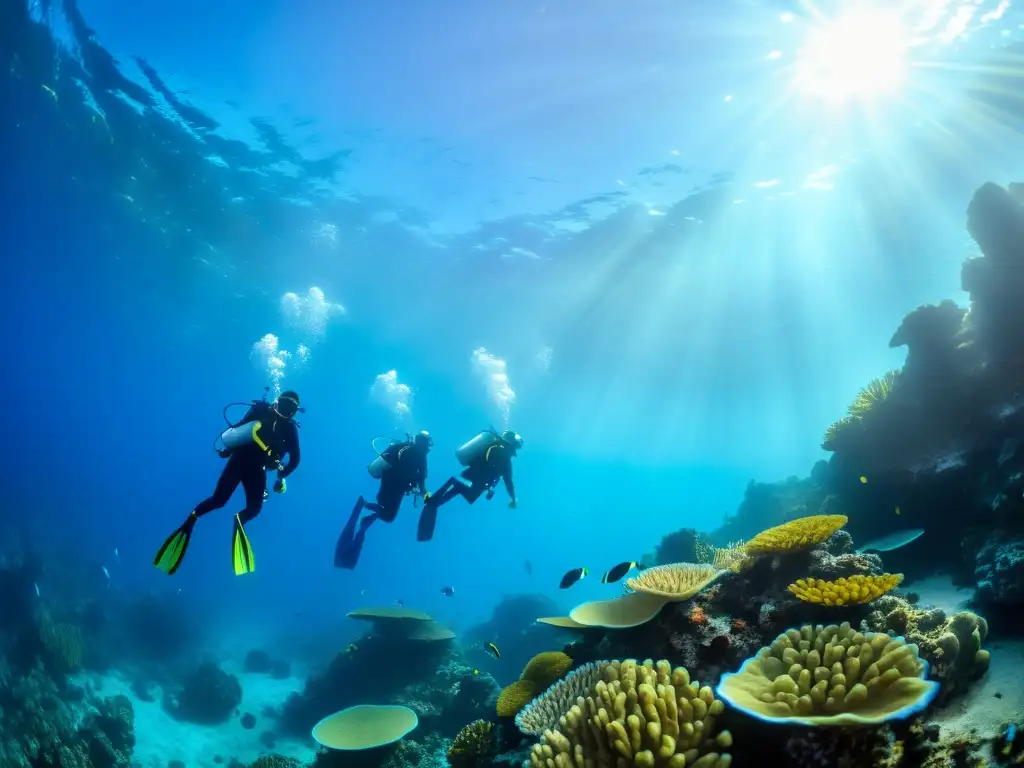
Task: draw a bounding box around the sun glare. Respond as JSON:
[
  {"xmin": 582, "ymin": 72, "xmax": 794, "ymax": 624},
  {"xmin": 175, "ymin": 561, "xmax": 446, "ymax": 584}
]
[{"xmin": 793, "ymin": 9, "xmax": 910, "ymax": 102}]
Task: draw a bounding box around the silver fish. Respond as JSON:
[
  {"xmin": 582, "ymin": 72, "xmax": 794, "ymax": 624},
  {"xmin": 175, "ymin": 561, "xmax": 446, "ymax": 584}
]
[{"xmin": 856, "ymin": 529, "xmax": 925, "ymax": 553}]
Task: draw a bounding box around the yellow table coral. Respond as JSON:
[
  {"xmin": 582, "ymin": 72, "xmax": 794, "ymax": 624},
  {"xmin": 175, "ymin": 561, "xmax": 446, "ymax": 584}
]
[
  {"xmin": 624, "ymin": 563, "xmax": 725, "ymax": 600},
  {"xmin": 744, "ymin": 514, "xmax": 848, "ymax": 555},
  {"xmin": 715, "ymin": 622, "xmax": 939, "ymax": 726},
  {"xmin": 788, "ymin": 574, "xmax": 904, "ymax": 606},
  {"xmin": 528, "ymin": 658, "xmax": 732, "ymax": 768}
]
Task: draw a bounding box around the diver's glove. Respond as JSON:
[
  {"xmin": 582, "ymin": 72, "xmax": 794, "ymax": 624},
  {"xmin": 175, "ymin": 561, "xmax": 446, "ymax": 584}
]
[
  {"xmin": 273, "ymin": 478, "xmax": 287, "ymax": 494},
  {"xmin": 508, "ymin": 499, "xmax": 517, "ymax": 509}
]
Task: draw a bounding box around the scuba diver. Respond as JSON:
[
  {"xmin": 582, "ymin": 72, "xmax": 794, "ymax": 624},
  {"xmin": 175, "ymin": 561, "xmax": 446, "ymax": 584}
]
[
  {"xmin": 335, "ymin": 430, "xmax": 434, "ymax": 570},
  {"xmin": 153, "ymin": 390, "xmax": 303, "ymax": 577},
  {"xmin": 417, "ymin": 429, "xmax": 522, "ymax": 542}
]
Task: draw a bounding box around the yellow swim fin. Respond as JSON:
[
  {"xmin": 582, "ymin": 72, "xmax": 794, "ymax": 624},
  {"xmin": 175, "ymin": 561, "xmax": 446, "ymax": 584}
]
[
  {"xmin": 232, "ymin": 514, "xmax": 255, "ymax": 576},
  {"xmin": 154, "ymin": 514, "xmax": 197, "ymax": 576}
]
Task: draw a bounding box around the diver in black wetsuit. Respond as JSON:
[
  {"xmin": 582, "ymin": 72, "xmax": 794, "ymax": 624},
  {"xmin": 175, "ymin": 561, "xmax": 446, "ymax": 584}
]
[
  {"xmin": 153, "ymin": 391, "xmax": 303, "ymax": 576},
  {"xmin": 416, "ymin": 429, "xmax": 522, "ymax": 542},
  {"xmin": 335, "ymin": 431, "xmax": 433, "ymax": 570}
]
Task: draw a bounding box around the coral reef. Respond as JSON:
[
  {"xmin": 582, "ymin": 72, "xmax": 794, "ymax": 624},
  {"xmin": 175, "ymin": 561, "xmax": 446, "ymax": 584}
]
[
  {"xmin": 515, "ymin": 661, "xmax": 611, "ymax": 736},
  {"xmin": 744, "ymin": 515, "xmax": 849, "ymax": 555},
  {"xmin": 865, "ymin": 595, "xmax": 990, "ymax": 701},
  {"xmin": 715, "ymin": 622, "xmax": 939, "ymax": 725},
  {"xmin": 527, "ymin": 658, "xmax": 732, "ymax": 768},
  {"xmin": 447, "ymin": 719, "xmax": 494, "ymax": 767},
  {"xmin": 496, "ymin": 651, "xmax": 573, "ymax": 718},
  {"xmin": 165, "ymin": 662, "xmax": 243, "ymax": 725},
  {"xmin": 973, "ymin": 531, "xmax": 1024, "ymax": 607},
  {"xmin": 788, "ymin": 573, "xmax": 903, "ymax": 606},
  {"xmin": 625, "ymin": 563, "xmax": 726, "ymax": 600}
]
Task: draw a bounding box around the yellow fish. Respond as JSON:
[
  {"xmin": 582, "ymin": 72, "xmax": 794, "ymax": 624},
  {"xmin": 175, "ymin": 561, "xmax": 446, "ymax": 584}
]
[
  {"xmin": 895, "ymin": 506, "xmax": 901, "ymax": 516},
  {"xmin": 859, "ymin": 476, "xmax": 868, "ymax": 484},
  {"xmin": 486, "ymin": 642, "xmax": 500, "ymax": 659}
]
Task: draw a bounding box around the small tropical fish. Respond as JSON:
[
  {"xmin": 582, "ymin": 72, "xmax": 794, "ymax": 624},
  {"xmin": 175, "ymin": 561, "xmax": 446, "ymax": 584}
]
[
  {"xmin": 601, "ymin": 561, "xmax": 636, "ymax": 584},
  {"xmin": 856, "ymin": 529, "xmax": 925, "ymax": 554},
  {"xmin": 343, "ymin": 643, "xmax": 358, "ymax": 654},
  {"xmin": 114, "ymin": 548, "xmax": 120, "ymax": 562},
  {"xmin": 34, "ymin": 583, "xmax": 40, "ymax": 597},
  {"xmin": 895, "ymin": 506, "xmax": 901, "ymax": 516},
  {"xmin": 859, "ymin": 476, "xmax": 868, "ymax": 484},
  {"xmin": 472, "ymin": 669, "xmax": 480, "ymax": 675},
  {"xmin": 360, "ymin": 589, "xmax": 366, "ymax": 595},
  {"xmin": 441, "ymin": 586, "xmax": 455, "ymax": 597},
  {"xmin": 486, "ymin": 642, "xmax": 500, "ymax": 659},
  {"xmin": 396, "ymin": 599, "xmax": 404, "ymax": 607},
  {"xmin": 524, "ymin": 559, "xmax": 532, "ymax": 575},
  {"xmin": 999, "ymin": 721, "xmax": 1017, "ymax": 756},
  {"xmin": 560, "ymin": 567, "xmax": 588, "ymax": 589},
  {"xmin": 102, "ymin": 566, "xmax": 110, "ymax": 580}
]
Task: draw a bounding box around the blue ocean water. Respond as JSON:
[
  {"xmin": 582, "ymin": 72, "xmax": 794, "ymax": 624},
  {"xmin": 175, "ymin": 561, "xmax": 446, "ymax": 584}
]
[{"xmin": 4, "ymin": 0, "xmax": 1024, "ymax": 766}]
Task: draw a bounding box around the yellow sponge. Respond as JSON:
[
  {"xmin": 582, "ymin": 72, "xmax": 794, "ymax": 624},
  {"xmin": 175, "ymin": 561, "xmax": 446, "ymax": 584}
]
[{"xmin": 788, "ymin": 574, "xmax": 904, "ymax": 606}]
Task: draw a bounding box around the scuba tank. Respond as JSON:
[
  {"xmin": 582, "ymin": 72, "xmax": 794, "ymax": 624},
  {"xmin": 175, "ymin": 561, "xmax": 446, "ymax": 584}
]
[
  {"xmin": 220, "ymin": 421, "xmax": 268, "ymax": 452},
  {"xmin": 455, "ymin": 430, "xmax": 500, "ymax": 467},
  {"xmin": 367, "ymin": 437, "xmax": 399, "ymax": 479}
]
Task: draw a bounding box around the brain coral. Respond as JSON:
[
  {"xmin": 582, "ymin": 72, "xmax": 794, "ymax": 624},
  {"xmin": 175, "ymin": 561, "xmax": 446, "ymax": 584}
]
[
  {"xmin": 715, "ymin": 622, "xmax": 939, "ymax": 726},
  {"xmin": 497, "ymin": 679, "xmax": 537, "ymax": 718},
  {"xmin": 528, "ymin": 658, "xmax": 732, "ymax": 768},
  {"xmin": 744, "ymin": 515, "xmax": 849, "ymax": 555},
  {"xmin": 625, "ymin": 563, "xmax": 725, "ymax": 600},
  {"xmin": 788, "ymin": 574, "xmax": 904, "ymax": 606}
]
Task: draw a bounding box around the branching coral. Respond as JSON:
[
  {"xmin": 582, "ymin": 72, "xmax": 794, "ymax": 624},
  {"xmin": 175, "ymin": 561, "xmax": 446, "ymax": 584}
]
[
  {"xmin": 787, "ymin": 574, "xmax": 904, "ymax": 606},
  {"xmin": 821, "ymin": 372, "xmax": 902, "ymax": 450},
  {"xmin": 516, "ymin": 661, "xmax": 610, "ymax": 736},
  {"xmin": 848, "ymin": 370, "xmax": 901, "ymax": 419},
  {"xmin": 715, "ymin": 622, "xmax": 939, "ymax": 726},
  {"xmin": 447, "ymin": 719, "xmax": 494, "ymax": 767},
  {"xmin": 625, "ymin": 563, "xmax": 725, "ymax": 600},
  {"xmin": 249, "ymin": 756, "xmax": 300, "ymax": 768},
  {"xmin": 528, "ymin": 659, "xmax": 732, "ymax": 768},
  {"xmin": 744, "ymin": 515, "xmax": 848, "ymax": 555}
]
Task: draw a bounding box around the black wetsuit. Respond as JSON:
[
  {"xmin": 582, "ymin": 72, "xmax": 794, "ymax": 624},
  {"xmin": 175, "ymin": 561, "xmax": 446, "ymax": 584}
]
[
  {"xmin": 417, "ymin": 442, "xmax": 515, "ymax": 541},
  {"xmin": 334, "ymin": 441, "xmax": 428, "ymax": 570},
  {"xmin": 365, "ymin": 441, "xmax": 428, "ymax": 522},
  {"xmin": 193, "ymin": 402, "xmax": 301, "ymax": 524}
]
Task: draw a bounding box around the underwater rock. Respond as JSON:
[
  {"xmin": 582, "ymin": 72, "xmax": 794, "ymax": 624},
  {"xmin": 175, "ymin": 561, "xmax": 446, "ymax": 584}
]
[
  {"xmin": 244, "ymin": 649, "xmax": 274, "ymax": 674},
  {"xmin": 973, "ymin": 532, "xmax": 1024, "ymax": 606},
  {"xmin": 240, "ymin": 712, "xmax": 256, "ymax": 729},
  {"xmin": 269, "ymin": 658, "xmax": 291, "ymax": 679},
  {"xmin": 165, "ymin": 662, "xmax": 243, "ymax": 725}
]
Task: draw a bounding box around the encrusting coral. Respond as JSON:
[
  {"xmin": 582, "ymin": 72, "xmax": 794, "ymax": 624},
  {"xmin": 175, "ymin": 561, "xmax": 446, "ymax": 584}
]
[
  {"xmin": 496, "ymin": 650, "xmax": 574, "ymax": 718},
  {"xmin": 625, "ymin": 563, "xmax": 726, "ymax": 600},
  {"xmin": 528, "ymin": 658, "xmax": 732, "ymax": 768},
  {"xmin": 744, "ymin": 515, "xmax": 849, "ymax": 555},
  {"xmin": 446, "ymin": 719, "xmax": 494, "ymax": 767},
  {"xmin": 787, "ymin": 573, "xmax": 904, "ymax": 606},
  {"xmin": 715, "ymin": 622, "xmax": 939, "ymax": 726},
  {"xmin": 865, "ymin": 595, "xmax": 990, "ymax": 700}
]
